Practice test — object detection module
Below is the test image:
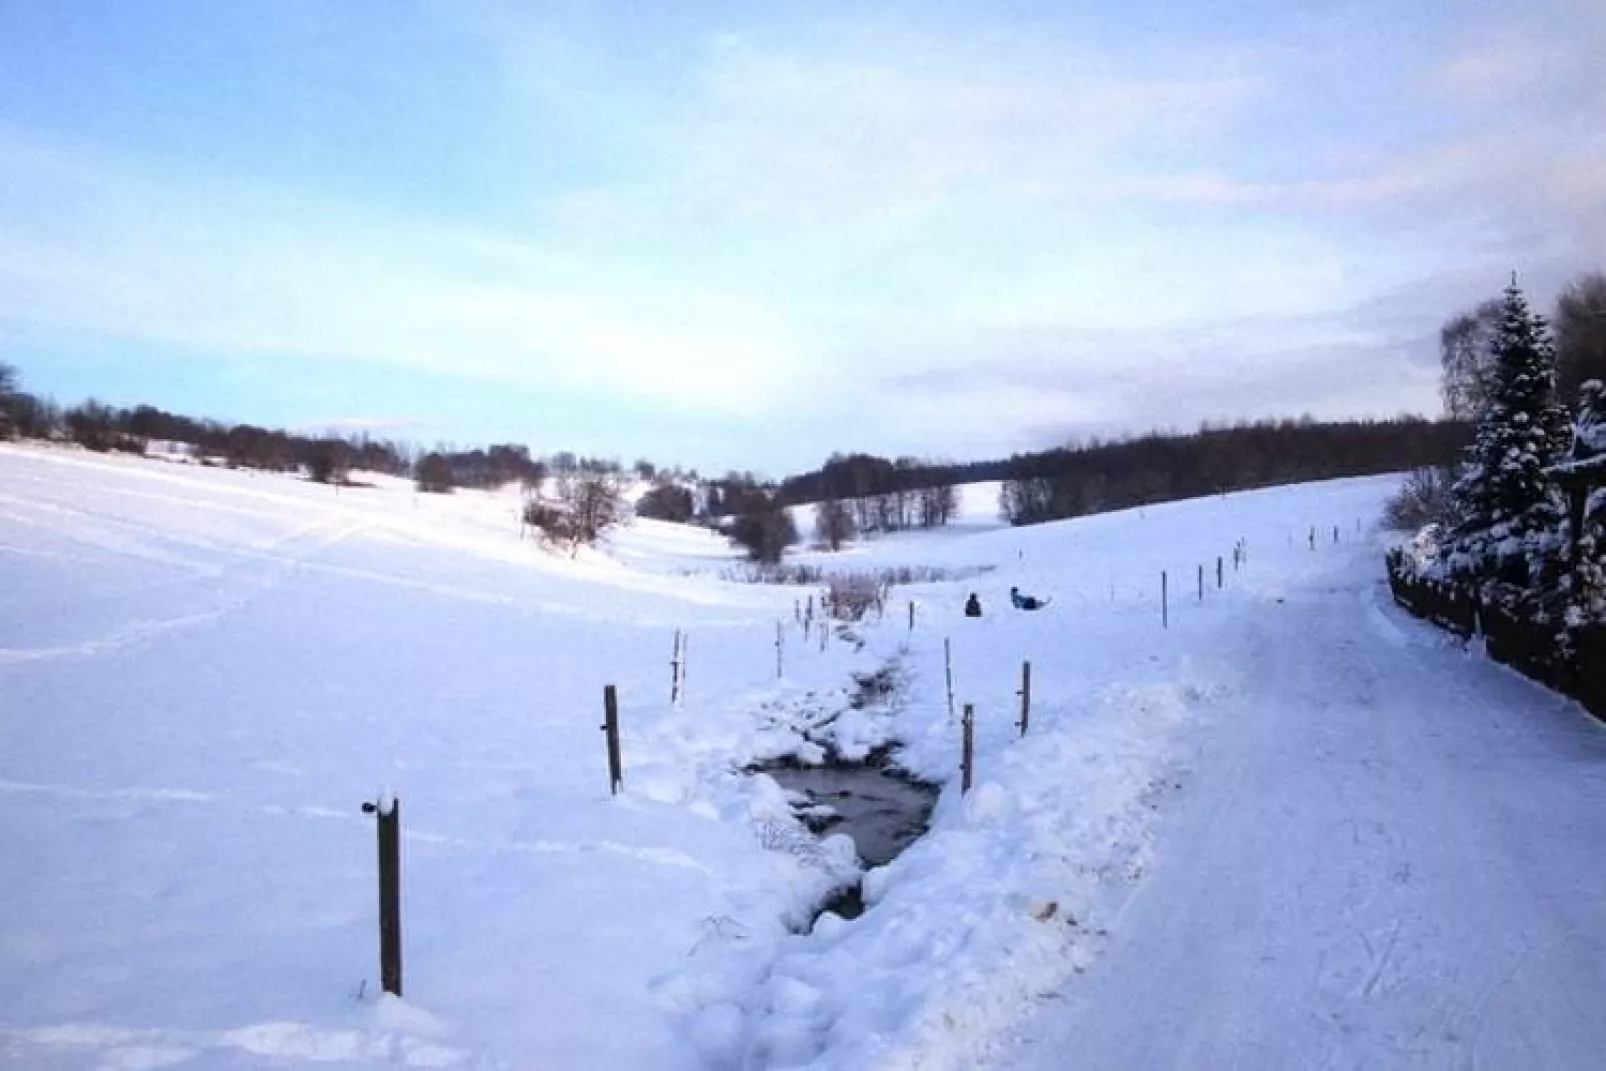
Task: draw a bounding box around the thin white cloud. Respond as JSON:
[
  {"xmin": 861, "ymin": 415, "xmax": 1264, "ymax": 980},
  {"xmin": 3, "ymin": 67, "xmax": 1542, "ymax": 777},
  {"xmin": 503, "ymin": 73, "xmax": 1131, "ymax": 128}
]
[
  {"xmin": 1425, "ymin": 36, "xmax": 1563, "ymax": 104},
  {"xmin": 0, "ymin": 127, "xmax": 809, "ymax": 416},
  {"xmin": 556, "ymin": 30, "xmax": 1270, "ymax": 234}
]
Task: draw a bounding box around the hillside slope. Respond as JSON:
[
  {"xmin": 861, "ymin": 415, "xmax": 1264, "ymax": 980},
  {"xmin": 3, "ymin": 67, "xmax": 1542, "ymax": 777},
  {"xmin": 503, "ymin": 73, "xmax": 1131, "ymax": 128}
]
[{"xmin": 3, "ymin": 444, "xmax": 1600, "ymax": 1070}]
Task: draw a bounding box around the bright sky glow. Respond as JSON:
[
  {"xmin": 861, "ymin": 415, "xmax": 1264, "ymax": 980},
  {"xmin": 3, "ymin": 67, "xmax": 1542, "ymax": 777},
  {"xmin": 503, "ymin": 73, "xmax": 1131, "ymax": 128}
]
[{"xmin": 2, "ymin": 0, "xmax": 1603, "ymax": 473}]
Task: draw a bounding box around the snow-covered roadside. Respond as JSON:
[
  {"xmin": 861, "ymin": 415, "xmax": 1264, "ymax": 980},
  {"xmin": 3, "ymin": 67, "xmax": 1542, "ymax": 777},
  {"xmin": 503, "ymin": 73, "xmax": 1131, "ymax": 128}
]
[
  {"xmin": 2, "ymin": 442, "xmax": 1410, "ymax": 1068},
  {"xmin": 987, "ymin": 567, "xmax": 1606, "ymax": 1070}
]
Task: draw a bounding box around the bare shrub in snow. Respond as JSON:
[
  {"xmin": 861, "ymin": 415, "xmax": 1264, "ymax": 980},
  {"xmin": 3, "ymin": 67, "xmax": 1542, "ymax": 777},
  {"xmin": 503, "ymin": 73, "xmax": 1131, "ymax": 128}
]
[
  {"xmin": 824, "ymin": 574, "xmax": 887, "ymax": 621},
  {"xmin": 1383, "ymin": 467, "xmax": 1456, "ymax": 531}
]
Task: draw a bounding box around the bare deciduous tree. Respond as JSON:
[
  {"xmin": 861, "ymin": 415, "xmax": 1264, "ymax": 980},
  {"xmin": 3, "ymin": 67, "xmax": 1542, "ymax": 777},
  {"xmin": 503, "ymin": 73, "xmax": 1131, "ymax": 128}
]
[
  {"xmin": 565, "ymin": 470, "xmax": 626, "ymax": 547},
  {"xmin": 918, "ymin": 483, "xmax": 958, "ymax": 528},
  {"xmin": 814, "ymin": 496, "xmax": 855, "ymax": 551},
  {"xmin": 1556, "ymin": 272, "xmax": 1606, "ymax": 408},
  {"xmin": 1440, "ymin": 299, "xmax": 1503, "ymax": 420}
]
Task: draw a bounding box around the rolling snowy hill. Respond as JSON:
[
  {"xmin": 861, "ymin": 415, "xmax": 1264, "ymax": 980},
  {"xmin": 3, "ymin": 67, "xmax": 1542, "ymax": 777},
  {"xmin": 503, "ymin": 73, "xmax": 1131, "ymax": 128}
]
[{"xmin": 3, "ymin": 443, "xmax": 1602, "ymax": 1070}]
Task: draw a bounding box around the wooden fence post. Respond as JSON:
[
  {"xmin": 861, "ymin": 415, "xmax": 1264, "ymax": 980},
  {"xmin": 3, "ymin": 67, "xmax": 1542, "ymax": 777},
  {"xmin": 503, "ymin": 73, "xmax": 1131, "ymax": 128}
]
[
  {"xmin": 1016, "ymin": 661, "xmax": 1031, "ymax": 737},
  {"xmin": 908, "ymin": 600, "xmax": 915, "ymax": 631},
  {"xmin": 601, "ymin": 685, "xmax": 623, "ymax": 795},
  {"xmin": 944, "ymin": 638, "xmax": 955, "ymax": 720},
  {"xmin": 1162, "ymin": 571, "xmax": 1169, "ymax": 629},
  {"xmin": 670, "ymin": 630, "xmax": 683, "ymax": 706},
  {"xmin": 961, "ymin": 704, "xmax": 975, "ymax": 793},
  {"xmin": 1217, "ymin": 556, "xmax": 1223, "ymax": 589},
  {"xmin": 775, "ymin": 622, "xmax": 784, "ymax": 678},
  {"xmin": 360, "ymin": 794, "xmax": 403, "ymax": 997},
  {"xmin": 1197, "ymin": 564, "xmax": 1204, "ymax": 602}
]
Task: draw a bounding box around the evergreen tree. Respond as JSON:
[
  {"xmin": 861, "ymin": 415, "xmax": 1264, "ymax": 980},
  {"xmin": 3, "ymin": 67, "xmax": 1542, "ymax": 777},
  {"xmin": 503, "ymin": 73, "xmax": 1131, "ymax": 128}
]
[
  {"xmin": 1448, "ymin": 279, "xmax": 1568, "ymax": 588},
  {"xmin": 1560, "ymin": 381, "xmax": 1606, "ymax": 624}
]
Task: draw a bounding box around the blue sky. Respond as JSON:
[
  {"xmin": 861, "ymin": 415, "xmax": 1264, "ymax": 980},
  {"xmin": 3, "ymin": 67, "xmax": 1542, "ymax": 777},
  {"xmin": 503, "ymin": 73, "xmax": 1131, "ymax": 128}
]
[{"xmin": 2, "ymin": 1, "xmax": 1603, "ymax": 475}]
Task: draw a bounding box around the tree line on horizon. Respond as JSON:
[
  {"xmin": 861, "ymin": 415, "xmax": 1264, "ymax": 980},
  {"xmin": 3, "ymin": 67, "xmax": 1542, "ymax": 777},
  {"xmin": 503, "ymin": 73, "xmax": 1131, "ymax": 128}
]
[
  {"xmin": 0, "ymin": 363, "xmax": 1482, "ymax": 558},
  {"xmin": 9, "ymin": 265, "xmax": 1602, "ymax": 567}
]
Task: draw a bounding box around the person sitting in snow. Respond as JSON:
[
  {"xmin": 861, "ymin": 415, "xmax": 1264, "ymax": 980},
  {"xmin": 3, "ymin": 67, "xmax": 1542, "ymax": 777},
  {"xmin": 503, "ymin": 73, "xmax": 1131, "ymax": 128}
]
[
  {"xmin": 1010, "ymin": 586, "xmax": 1049, "ymax": 611},
  {"xmin": 963, "ymin": 593, "xmax": 983, "ymax": 617}
]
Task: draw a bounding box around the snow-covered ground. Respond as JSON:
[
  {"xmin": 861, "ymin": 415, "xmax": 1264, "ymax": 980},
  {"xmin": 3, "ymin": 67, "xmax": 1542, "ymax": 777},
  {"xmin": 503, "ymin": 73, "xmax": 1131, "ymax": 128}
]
[{"xmin": 2, "ymin": 443, "xmax": 1602, "ymax": 1070}]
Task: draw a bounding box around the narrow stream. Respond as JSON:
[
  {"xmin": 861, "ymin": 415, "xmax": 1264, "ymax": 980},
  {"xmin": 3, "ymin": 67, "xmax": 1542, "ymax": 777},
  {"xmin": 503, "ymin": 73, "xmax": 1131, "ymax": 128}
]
[{"xmin": 763, "ymin": 762, "xmax": 939, "ymax": 921}]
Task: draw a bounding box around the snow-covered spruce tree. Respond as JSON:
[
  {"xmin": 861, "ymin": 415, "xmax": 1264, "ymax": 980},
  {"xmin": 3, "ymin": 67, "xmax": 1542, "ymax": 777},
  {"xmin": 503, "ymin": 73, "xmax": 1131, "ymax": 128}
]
[
  {"xmin": 1446, "ymin": 279, "xmax": 1569, "ymax": 598},
  {"xmin": 1559, "ymin": 381, "xmax": 1606, "ymax": 626}
]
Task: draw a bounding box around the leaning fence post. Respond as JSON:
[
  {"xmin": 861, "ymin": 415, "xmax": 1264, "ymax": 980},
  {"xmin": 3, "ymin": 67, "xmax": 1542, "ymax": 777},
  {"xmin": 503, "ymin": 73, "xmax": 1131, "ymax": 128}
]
[
  {"xmin": 1161, "ymin": 571, "xmax": 1169, "ymax": 629},
  {"xmin": 360, "ymin": 794, "xmax": 403, "ymax": 997},
  {"xmin": 601, "ymin": 685, "xmax": 623, "ymax": 795},
  {"xmin": 1016, "ymin": 661, "xmax": 1031, "ymax": 737},
  {"xmin": 944, "ymin": 637, "xmax": 955, "ymax": 720},
  {"xmin": 961, "ymin": 704, "xmax": 975, "ymax": 793}
]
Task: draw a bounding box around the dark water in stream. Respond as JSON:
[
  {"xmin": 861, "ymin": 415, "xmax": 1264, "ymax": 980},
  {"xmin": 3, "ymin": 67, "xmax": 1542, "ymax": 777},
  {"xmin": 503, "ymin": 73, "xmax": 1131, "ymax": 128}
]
[{"xmin": 764, "ymin": 764, "xmax": 939, "ymax": 920}]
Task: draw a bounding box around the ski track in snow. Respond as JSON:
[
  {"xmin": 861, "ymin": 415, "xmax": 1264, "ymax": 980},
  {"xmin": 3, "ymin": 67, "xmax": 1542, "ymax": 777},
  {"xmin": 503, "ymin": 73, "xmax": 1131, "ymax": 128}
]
[{"xmin": 0, "ymin": 516, "xmax": 365, "ymax": 665}]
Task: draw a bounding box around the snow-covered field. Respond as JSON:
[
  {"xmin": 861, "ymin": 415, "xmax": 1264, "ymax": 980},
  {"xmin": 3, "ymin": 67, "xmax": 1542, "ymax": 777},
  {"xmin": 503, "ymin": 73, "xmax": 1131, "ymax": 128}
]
[{"xmin": 3, "ymin": 444, "xmax": 1603, "ymax": 1070}]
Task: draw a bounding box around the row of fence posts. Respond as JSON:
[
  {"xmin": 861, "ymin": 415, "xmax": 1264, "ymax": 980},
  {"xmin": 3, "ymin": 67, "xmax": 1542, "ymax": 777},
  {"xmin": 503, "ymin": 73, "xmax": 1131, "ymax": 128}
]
[
  {"xmin": 1159, "ymin": 539, "xmax": 1251, "ymax": 629},
  {"xmin": 787, "ymin": 595, "xmax": 845, "ymax": 658},
  {"xmin": 355, "ymin": 672, "xmax": 638, "ymax": 1000},
  {"xmin": 1291, "ymin": 521, "xmax": 1356, "ymax": 550}
]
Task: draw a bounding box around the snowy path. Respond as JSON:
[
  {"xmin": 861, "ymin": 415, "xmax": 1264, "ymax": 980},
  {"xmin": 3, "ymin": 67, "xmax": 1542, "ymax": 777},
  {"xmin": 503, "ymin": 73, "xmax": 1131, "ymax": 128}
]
[{"xmin": 993, "ymin": 554, "xmax": 1606, "ymax": 1069}]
